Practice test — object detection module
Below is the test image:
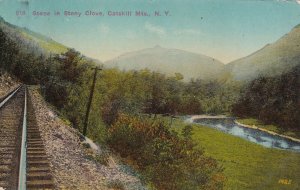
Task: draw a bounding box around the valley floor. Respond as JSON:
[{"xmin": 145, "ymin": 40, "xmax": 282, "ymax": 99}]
[{"xmin": 171, "ymin": 118, "xmax": 300, "ymax": 190}]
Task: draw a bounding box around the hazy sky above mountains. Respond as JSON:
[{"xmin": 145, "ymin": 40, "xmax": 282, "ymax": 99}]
[{"xmin": 1, "ymin": 0, "xmax": 300, "ymax": 63}]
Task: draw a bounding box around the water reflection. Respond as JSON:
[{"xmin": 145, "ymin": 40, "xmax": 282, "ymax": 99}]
[{"xmin": 193, "ymin": 118, "xmax": 300, "ymax": 152}]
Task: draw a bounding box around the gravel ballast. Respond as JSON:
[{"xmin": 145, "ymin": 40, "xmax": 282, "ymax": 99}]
[{"xmin": 28, "ymin": 87, "xmax": 145, "ymax": 190}]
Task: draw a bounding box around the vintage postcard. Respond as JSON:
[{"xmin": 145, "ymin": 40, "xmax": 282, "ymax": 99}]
[{"xmin": 0, "ymin": 0, "xmax": 299, "ymax": 189}]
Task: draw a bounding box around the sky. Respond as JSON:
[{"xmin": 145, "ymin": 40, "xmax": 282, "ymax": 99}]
[{"xmin": 1, "ymin": 0, "xmax": 300, "ymax": 63}]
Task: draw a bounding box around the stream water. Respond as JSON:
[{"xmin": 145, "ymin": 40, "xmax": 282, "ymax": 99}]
[{"xmin": 190, "ymin": 118, "xmax": 300, "ymax": 152}]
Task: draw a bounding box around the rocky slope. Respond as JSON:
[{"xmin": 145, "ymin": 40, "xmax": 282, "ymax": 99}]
[
  {"xmin": 28, "ymin": 87, "xmax": 145, "ymax": 190},
  {"xmin": 0, "ymin": 72, "xmax": 19, "ymax": 98}
]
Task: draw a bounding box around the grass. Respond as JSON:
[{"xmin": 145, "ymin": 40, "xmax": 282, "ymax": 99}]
[
  {"xmin": 237, "ymin": 118, "xmax": 300, "ymax": 139},
  {"xmin": 168, "ymin": 118, "xmax": 300, "ymax": 190},
  {"xmin": 20, "ymin": 31, "xmax": 68, "ymax": 54}
]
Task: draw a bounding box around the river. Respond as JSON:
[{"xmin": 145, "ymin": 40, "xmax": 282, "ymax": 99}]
[{"xmin": 188, "ymin": 117, "xmax": 300, "ymax": 152}]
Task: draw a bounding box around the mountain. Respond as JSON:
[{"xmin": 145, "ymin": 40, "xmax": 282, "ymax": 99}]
[
  {"xmin": 104, "ymin": 46, "xmax": 224, "ymax": 81},
  {"xmin": 0, "ymin": 16, "xmax": 68, "ymax": 55},
  {"xmin": 227, "ymin": 24, "xmax": 300, "ymax": 81},
  {"xmin": 0, "ymin": 16, "xmax": 103, "ymax": 65}
]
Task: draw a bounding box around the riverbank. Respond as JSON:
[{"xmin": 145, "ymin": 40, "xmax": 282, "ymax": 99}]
[
  {"xmin": 189, "ymin": 114, "xmax": 229, "ymax": 120},
  {"xmin": 236, "ymin": 119, "xmax": 300, "ymax": 143},
  {"xmin": 170, "ymin": 118, "xmax": 300, "ymax": 190},
  {"xmin": 185, "ymin": 114, "xmax": 229, "ymax": 123},
  {"xmin": 186, "ymin": 115, "xmax": 300, "ymax": 145}
]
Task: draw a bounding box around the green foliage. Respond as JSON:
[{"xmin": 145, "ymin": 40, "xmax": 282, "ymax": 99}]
[
  {"xmin": 107, "ymin": 180, "xmax": 125, "ymax": 190},
  {"xmin": 173, "ymin": 120, "xmax": 300, "ymax": 190},
  {"xmin": 233, "ymin": 65, "xmax": 300, "ymax": 129},
  {"xmin": 2, "ymin": 16, "xmax": 299, "ymax": 190},
  {"xmin": 0, "ymin": 28, "xmax": 42, "ymax": 83},
  {"xmin": 182, "ymin": 125, "xmax": 193, "ymax": 140},
  {"xmin": 20, "ymin": 29, "xmax": 68, "ymax": 54},
  {"xmin": 0, "ymin": 23, "xmax": 239, "ymax": 141},
  {"xmin": 108, "ymin": 114, "xmax": 225, "ymax": 190}
]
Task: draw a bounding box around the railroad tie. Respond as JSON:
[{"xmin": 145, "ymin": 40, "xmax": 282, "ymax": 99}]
[
  {"xmin": 0, "ymin": 86, "xmax": 55, "ymax": 190},
  {"xmin": 26, "ymin": 92, "xmax": 55, "ymax": 190},
  {"xmin": 0, "ymin": 86, "xmax": 25, "ymax": 190}
]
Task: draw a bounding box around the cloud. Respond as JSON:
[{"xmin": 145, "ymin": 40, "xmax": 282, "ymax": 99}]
[
  {"xmin": 174, "ymin": 29, "xmax": 201, "ymax": 36},
  {"xmin": 144, "ymin": 22, "xmax": 166, "ymax": 36}
]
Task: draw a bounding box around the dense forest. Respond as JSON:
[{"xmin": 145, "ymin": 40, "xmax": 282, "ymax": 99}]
[
  {"xmin": 233, "ymin": 65, "xmax": 300, "ymax": 129},
  {"xmin": 0, "ymin": 27, "xmax": 227, "ymax": 189},
  {"xmin": 1, "ymin": 19, "xmax": 299, "ymax": 189}
]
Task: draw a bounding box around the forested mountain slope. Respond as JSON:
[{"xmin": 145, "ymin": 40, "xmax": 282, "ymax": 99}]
[
  {"xmin": 227, "ymin": 24, "xmax": 300, "ymax": 81},
  {"xmin": 0, "ymin": 16, "xmax": 68, "ymax": 56}
]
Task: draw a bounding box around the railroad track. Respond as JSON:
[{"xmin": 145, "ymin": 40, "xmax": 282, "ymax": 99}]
[{"xmin": 0, "ymin": 85, "xmax": 55, "ymax": 190}]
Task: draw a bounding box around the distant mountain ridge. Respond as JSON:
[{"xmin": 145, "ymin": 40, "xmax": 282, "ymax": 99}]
[
  {"xmin": 227, "ymin": 24, "xmax": 300, "ymax": 81},
  {"xmin": 1, "ymin": 16, "xmax": 300, "ymax": 83},
  {"xmin": 104, "ymin": 45, "xmax": 225, "ymax": 81},
  {"xmin": 104, "ymin": 24, "xmax": 300, "ymax": 82}
]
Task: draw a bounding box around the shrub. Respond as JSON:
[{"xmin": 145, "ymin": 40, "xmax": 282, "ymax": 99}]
[
  {"xmin": 108, "ymin": 114, "xmax": 225, "ymax": 190},
  {"xmin": 107, "ymin": 179, "xmax": 125, "ymax": 190}
]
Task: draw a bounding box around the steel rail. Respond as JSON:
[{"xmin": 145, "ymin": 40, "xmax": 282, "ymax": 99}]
[
  {"xmin": 0, "ymin": 85, "xmax": 54, "ymax": 189},
  {"xmin": 0, "ymin": 85, "xmax": 22, "ymax": 108},
  {"xmin": 18, "ymin": 86, "xmax": 27, "ymax": 190},
  {"xmin": 0, "ymin": 85, "xmax": 21, "ymax": 103}
]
